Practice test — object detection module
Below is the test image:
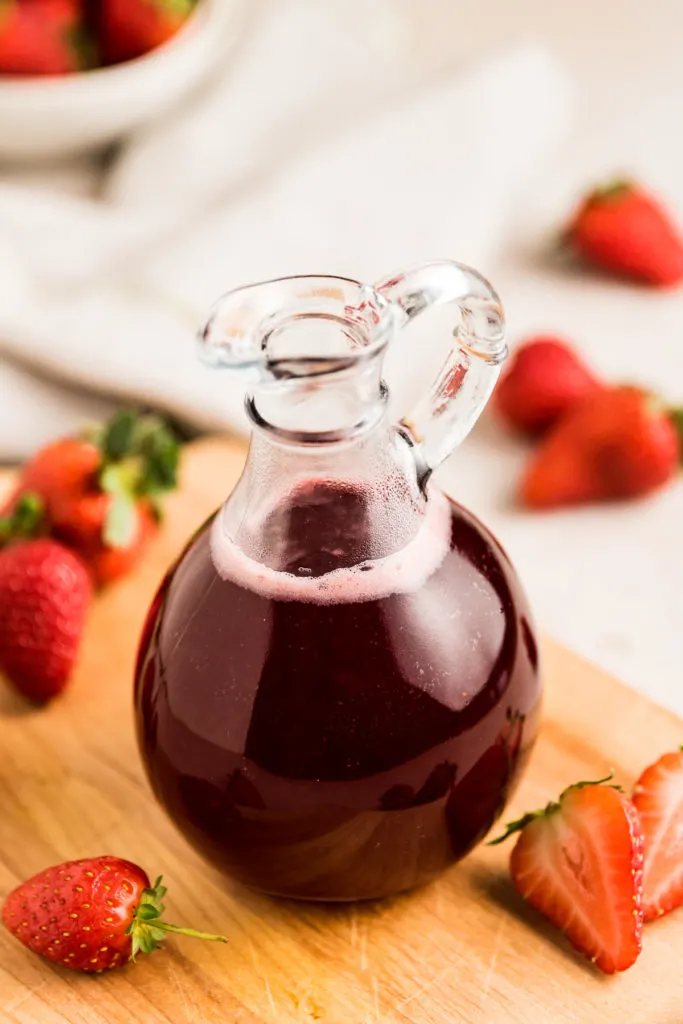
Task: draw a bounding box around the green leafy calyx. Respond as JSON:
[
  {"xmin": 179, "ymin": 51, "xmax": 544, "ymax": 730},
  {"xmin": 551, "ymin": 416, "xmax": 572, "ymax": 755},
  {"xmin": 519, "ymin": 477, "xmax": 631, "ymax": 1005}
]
[
  {"xmin": 487, "ymin": 774, "xmax": 619, "ymax": 846},
  {"xmin": 0, "ymin": 493, "xmax": 45, "ymax": 548},
  {"xmin": 159, "ymin": 0, "xmax": 198, "ymax": 18},
  {"xmin": 91, "ymin": 410, "xmax": 180, "ymax": 549},
  {"xmin": 589, "ymin": 179, "xmax": 634, "ymax": 203},
  {"xmin": 668, "ymin": 407, "xmax": 683, "ymax": 463},
  {"xmin": 127, "ymin": 876, "xmax": 227, "ymax": 960}
]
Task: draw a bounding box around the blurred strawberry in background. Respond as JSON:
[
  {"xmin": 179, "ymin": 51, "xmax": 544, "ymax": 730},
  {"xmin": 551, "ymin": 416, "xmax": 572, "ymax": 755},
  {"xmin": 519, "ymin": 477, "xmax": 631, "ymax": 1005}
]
[
  {"xmin": 99, "ymin": 0, "xmax": 197, "ymax": 65},
  {"xmin": 0, "ymin": 536, "xmax": 92, "ymax": 703},
  {"xmin": 495, "ymin": 336, "xmax": 603, "ymax": 436},
  {"xmin": 496, "ymin": 331, "xmax": 683, "ymax": 508},
  {"xmin": 521, "ymin": 386, "xmax": 681, "ymax": 508},
  {"xmin": 0, "ymin": 0, "xmax": 92, "ymax": 75},
  {"xmin": 3, "ymin": 410, "xmax": 180, "ymax": 587},
  {"xmin": 0, "ymin": 495, "xmax": 92, "ymax": 702},
  {"xmin": 0, "ymin": 0, "xmax": 198, "ymax": 74},
  {"xmin": 565, "ymin": 180, "xmax": 683, "ymax": 288},
  {"xmin": 0, "ymin": 409, "xmax": 180, "ymax": 702}
]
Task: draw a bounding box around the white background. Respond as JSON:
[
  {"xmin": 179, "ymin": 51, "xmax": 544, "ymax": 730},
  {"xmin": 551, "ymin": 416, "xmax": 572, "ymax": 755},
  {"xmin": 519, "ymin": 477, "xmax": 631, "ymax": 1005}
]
[{"xmin": 416, "ymin": 0, "xmax": 683, "ymax": 713}]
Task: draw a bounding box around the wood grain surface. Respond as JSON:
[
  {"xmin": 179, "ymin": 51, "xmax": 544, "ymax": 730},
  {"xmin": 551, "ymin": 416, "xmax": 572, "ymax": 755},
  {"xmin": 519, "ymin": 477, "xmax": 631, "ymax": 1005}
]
[{"xmin": 1, "ymin": 437, "xmax": 682, "ymax": 1024}]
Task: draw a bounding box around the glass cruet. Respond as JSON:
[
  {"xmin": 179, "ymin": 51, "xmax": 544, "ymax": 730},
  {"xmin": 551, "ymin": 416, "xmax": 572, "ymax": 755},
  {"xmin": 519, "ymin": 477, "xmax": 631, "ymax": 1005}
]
[{"xmin": 134, "ymin": 260, "xmax": 542, "ymax": 901}]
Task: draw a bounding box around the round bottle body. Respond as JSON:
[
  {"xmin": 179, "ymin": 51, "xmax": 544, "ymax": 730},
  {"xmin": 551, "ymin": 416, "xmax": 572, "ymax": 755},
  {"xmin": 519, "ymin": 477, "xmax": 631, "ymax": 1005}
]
[{"xmin": 135, "ymin": 487, "xmax": 541, "ymax": 901}]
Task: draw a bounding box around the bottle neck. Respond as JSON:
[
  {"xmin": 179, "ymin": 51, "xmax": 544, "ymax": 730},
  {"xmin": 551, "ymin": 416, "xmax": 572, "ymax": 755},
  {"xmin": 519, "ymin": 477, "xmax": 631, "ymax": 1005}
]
[
  {"xmin": 248, "ymin": 356, "xmax": 387, "ymax": 445},
  {"xmin": 221, "ymin": 416, "xmax": 427, "ymax": 572}
]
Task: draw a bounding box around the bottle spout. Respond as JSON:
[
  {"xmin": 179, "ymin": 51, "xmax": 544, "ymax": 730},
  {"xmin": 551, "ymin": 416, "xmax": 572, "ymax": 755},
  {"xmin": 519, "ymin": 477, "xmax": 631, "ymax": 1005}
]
[
  {"xmin": 198, "ymin": 275, "xmax": 397, "ymax": 441},
  {"xmin": 197, "ymin": 263, "xmax": 506, "ymax": 456},
  {"xmin": 198, "ymin": 275, "xmax": 396, "ymax": 381}
]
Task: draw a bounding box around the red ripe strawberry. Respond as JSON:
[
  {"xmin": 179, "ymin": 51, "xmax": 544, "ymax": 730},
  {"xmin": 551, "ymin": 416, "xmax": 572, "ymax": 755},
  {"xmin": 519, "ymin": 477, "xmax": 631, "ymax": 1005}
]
[
  {"xmin": 632, "ymin": 749, "xmax": 683, "ymax": 921},
  {"xmin": 566, "ymin": 180, "xmax": 683, "ymax": 287},
  {"xmin": 495, "ymin": 336, "xmax": 602, "ymax": 436},
  {"xmin": 2, "ymin": 857, "xmax": 227, "ymax": 972},
  {"xmin": 0, "ymin": 526, "xmax": 92, "ymax": 702},
  {"xmin": 5, "ymin": 410, "xmax": 180, "ymax": 588},
  {"xmin": 521, "ymin": 385, "xmax": 680, "ymax": 508},
  {"xmin": 99, "ymin": 0, "xmax": 197, "ymax": 65},
  {"xmin": 0, "ymin": 0, "xmax": 91, "ymax": 75},
  {"xmin": 490, "ymin": 778, "xmax": 644, "ymax": 974}
]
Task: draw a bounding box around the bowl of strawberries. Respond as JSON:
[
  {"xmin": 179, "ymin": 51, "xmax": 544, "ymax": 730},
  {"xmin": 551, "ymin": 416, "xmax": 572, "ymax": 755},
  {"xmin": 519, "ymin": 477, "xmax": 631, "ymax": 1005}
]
[{"xmin": 0, "ymin": 0, "xmax": 242, "ymax": 159}]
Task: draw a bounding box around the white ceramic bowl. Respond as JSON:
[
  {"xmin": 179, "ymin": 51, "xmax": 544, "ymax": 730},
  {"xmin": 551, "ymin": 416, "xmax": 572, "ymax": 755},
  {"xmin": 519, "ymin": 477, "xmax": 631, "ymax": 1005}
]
[{"xmin": 0, "ymin": 0, "xmax": 243, "ymax": 161}]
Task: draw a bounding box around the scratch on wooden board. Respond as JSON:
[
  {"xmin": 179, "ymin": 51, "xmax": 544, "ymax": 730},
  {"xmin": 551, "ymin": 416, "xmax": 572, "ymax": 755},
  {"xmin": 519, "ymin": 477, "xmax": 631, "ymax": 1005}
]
[
  {"xmin": 169, "ymin": 963, "xmax": 193, "ymax": 1022},
  {"xmin": 248, "ymin": 939, "xmax": 277, "ymax": 1019},
  {"xmin": 264, "ymin": 978, "xmax": 277, "ymax": 1019},
  {"xmin": 480, "ymin": 918, "xmax": 507, "ymax": 1004},
  {"xmin": 372, "ymin": 976, "xmax": 381, "ymax": 1022},
  {"xmin": 395, "ymin": 962, "xmax": 457, "ymax": 1012},
  {"xmin": 359, "ymin": 923, "xmax": 368, "ymax": 971}
]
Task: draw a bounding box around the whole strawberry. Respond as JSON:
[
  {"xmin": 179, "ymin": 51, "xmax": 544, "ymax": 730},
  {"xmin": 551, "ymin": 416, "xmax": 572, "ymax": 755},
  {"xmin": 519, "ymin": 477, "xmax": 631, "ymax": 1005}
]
[
  {"xmin": 566, "ymin": 180, "xmax": 683, "ymax": 287},
  {"xmin": 0, "ymin": 497, "xmax": 91, "ymax": 702},
  {"xmin": 0, "ymin": 0, "xmax": 92, "ymax": 75},
  {"xmin": 2, "ymin": 857, "xmax": 227, "ymax": 972},
  {"xmin": 495, "ymin": 336, "xmax": 602, "ymax": 435},
  {"xmin": 490, "ymin": 778, "xmax": 644, "ymax": 974},
  {"xmin": 99, "ymin": 0, "xmax": 197, "ymax": 65},
  {"xmin": 521, "ymin": 385, "xmax": 681, "ymax": 508},
  {"xmin": 5, "ymin": 410, "xmax": 180, "ymax": 588}
]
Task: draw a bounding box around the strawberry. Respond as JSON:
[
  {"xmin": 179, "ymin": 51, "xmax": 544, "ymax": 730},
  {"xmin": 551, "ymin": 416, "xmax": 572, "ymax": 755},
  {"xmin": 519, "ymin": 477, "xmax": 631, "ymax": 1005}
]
[
  {"xmin": 99, "ymin": 0, "xmax": 197, "ymax": 65},
  {"xmin": 5, "ymin": 410, "xmax": 180, "ymax": 588},
  {"xmin": 0, "ymin": 497, "xmax": 92, "ymax": 702},
  {"xmin": 2, "ymin": 857, "xmax": 227, "ymax": 972},
  {"xmin": 565, "ymin": 180, "xmax": 683, "ymax": 287},
  {"xmin": 495, "ymin": 336, "xmax": 602, "ymax": 436},
  {"xmin": 632, "ymin": 749, "xmax": 683, "ymax": 921},
  {"xmin": 0, "ymin": 0, "xmax": 92, "ymax": 75},
  {"xmin": 521, "ymin": 385, "xmax": 680, "ymax": 508},
  {"xmin": 490, "ymin": 778, "xmax": 644, "ymax": 974}
]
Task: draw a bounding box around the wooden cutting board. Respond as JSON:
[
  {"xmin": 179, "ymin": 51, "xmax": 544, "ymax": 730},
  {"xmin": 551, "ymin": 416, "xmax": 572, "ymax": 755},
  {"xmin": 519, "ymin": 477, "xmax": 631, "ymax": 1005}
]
[{"xmin": 1, "ymin": 437, "xmax": 682, "ymax": 1024}]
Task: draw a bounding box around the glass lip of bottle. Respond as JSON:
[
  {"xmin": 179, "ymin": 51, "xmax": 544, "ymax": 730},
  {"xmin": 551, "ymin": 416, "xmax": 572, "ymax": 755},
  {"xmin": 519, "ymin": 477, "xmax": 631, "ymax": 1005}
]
[
  {"xmin": 246, "ymin": 379, "xmax": 391, "ymax": 448},
  {"xmin": 198, "ymin": 274, "xmax": 398, "ymax": 378}
]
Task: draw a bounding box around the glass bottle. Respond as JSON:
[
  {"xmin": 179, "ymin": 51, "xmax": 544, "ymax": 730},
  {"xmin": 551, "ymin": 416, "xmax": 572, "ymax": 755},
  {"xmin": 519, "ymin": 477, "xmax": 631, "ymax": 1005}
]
[{"xmin": 135, "ymin": 261, "xmax": 541, "ymax": 901}]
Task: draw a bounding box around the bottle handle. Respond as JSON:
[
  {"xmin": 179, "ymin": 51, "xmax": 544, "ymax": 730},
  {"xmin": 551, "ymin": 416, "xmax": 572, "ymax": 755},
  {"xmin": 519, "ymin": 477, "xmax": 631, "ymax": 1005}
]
[{"xmin": 375, "ymin": 261, "xmax": 507, "ymax": 483}]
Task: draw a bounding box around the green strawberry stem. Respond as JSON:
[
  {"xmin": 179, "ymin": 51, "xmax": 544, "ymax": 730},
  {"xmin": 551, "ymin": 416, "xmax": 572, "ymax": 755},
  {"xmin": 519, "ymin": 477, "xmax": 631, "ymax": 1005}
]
[
  {"xmin": 0, "ymin": 493, "xmax": 45, "ymax": 547},
  {"xmin": 127, "ymin": 876, "xmax": 227, "ymax": 960},
  {"xmin": 562, "ymin": 178, "xmax": 634, "ymax": 250},
  {"xmin": 89, "ymin": 409, "xmax": 181, "ymax": 549},
  {"xmin": 144, "ymin": 921, "xmax": 228, "ymax": 941},
  {"xmin": 160, "ymin": 0, "xmax": 197, "ymax": 15},
  {"xmin": 589, "ymin": 178, "xmax": 633, "ymax": 202},
  {"xmin": 668, "ymin": 407, "xmax": 683, "ymax": 462},
  {"xmin": 487, "ymin": 774, "xmax": 618, "ymax": 846}
]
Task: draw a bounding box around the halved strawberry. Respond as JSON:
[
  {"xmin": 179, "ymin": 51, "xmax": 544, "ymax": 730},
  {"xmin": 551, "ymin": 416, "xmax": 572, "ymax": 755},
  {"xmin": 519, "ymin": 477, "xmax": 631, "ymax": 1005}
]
[
  {"xmin": 632, "ymin": 749, "xmax": 683, "ymax": 921},
  {"xmin": 490, "ymin": 778, "xmax": 644, "ymax": 973}
]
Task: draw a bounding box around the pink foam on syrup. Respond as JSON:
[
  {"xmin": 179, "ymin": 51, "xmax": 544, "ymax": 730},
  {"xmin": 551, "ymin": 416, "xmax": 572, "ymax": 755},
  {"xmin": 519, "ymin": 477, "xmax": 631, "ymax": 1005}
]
[{"xmin": 210, "ymin": 488, "xmax": 452, "ymax": 605}]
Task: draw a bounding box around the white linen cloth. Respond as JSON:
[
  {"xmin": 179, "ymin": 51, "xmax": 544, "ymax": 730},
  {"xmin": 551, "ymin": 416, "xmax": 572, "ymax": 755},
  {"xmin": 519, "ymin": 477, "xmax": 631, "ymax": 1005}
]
[{"xmin": 0, "ymin": 0, "xmax": 572, "ymax": 460}]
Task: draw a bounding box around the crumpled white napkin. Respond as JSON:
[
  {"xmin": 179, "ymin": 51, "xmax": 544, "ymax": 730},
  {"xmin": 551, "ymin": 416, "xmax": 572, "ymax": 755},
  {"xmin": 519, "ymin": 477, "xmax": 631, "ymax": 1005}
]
[{"xmin": 0, "ymin": 0, "xmax": 572, "ymax": 460}]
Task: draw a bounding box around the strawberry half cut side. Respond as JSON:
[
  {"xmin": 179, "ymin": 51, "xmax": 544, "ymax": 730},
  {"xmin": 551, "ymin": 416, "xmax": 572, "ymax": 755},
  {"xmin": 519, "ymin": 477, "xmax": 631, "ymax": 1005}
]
[
  {"xmin": 490, "ymin": 777, "xmax": 645, "ymax": 973},
  {"xmin": 633, "ymin": 748, "xmax": 683, "ymax": 921}
]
